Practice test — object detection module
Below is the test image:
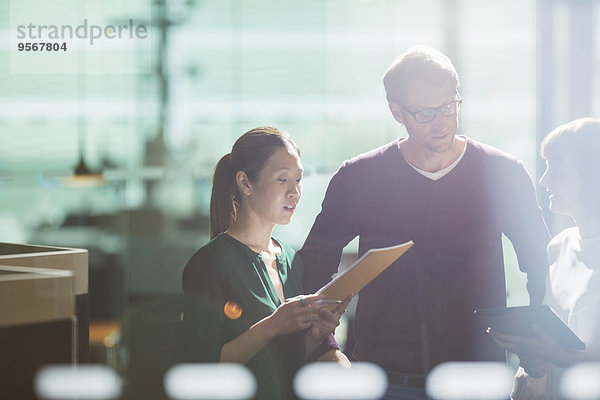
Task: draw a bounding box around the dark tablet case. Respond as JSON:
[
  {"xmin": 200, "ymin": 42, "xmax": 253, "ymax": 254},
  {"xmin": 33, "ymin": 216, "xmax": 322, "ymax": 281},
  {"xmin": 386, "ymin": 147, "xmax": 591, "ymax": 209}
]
[{"xmin": 474, "ymin": 305, "xmax": 586, "ymax": 351}]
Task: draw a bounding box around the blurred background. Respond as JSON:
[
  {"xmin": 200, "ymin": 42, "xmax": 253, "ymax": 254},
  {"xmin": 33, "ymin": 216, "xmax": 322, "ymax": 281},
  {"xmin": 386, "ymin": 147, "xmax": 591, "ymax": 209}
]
[{"xmin": 1, "ymin": 0, "xmax": 599, "ymax": 380}]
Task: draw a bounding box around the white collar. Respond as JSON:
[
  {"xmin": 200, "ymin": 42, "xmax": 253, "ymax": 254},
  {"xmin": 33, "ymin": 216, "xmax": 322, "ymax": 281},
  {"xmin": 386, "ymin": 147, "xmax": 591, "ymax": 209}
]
[{"xmin": 403, "ymin": 139, "xmax": 467, "ymax": 181}]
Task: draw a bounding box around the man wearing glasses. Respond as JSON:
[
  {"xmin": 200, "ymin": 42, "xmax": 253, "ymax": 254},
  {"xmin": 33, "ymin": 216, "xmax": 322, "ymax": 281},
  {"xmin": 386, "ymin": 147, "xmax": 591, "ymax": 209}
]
[{"xmin": 299, "ymin": 46, "xmax": 550, "ymax": 399}]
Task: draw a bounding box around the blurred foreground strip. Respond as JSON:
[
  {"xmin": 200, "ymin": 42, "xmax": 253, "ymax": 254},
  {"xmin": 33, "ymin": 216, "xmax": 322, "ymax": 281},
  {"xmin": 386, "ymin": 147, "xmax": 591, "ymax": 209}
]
[
  {"xmin": 426, "ymin": 362, "xmax": 513, "ymax": 400},
  {"xmin": 164, "ymin": 363, "xmax": 256, "ymax": 400},
  {"xmin": 294, "ymin": 362, "xmax": 387, "ymax": 400},
  {"xmin": 34, "ymin": 364, "xmax": 122, "ymax": 400},
  {"xmin": 560, "ymin": 362, "xmax": 600, "ymax": 400}
]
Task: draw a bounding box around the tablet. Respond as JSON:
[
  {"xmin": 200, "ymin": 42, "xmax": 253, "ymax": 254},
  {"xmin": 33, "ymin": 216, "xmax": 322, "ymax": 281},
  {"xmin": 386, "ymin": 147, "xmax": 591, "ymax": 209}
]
[{"xmin": 474, "ymin": 305, "xmax": 586, "ymax": 351}]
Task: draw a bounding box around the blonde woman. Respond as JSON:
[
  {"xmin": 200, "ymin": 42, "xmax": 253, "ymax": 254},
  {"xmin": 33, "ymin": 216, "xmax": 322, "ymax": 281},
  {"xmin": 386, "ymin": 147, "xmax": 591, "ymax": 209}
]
[{"xmin": 490, "ymin": 118, "xmax": 600, "ymax": 399}]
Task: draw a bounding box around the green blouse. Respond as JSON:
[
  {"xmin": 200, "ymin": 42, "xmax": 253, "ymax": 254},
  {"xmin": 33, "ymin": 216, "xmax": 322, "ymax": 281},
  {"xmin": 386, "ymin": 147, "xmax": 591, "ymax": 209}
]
[{"xmin": 182, "ymin": 233, "xmax": 306, "ymax": 400}]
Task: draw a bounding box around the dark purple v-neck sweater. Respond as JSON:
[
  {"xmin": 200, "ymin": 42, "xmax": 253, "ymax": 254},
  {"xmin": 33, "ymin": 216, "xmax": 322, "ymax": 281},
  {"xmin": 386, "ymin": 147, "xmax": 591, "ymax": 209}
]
[{"xmin": 299, "ymin": 137, "xmax": 550, "ymax": 374}]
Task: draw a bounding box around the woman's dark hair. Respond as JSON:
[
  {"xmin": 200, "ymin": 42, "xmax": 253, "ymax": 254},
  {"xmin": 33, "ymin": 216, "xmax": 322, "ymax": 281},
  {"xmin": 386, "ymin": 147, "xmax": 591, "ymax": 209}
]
[{"xmin": 209, "ymin": 126, "xmax": 300, "ymax": 239}]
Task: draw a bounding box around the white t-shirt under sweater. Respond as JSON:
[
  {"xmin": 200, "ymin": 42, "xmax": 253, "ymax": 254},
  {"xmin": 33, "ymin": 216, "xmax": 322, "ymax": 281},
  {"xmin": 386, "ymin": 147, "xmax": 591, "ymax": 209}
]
[
  {"xmin": 403, "ymin": 135, "xmax": 467, "ymax": 181},
  {"xmin": 542, "ymin": 227, "xmax": 600, "ymax": 398}
]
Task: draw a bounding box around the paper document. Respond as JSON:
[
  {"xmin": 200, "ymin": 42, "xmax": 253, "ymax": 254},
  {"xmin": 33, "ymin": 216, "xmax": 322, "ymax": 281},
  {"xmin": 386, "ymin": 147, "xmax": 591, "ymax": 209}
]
[{"xmin": 317, "ymin": 241, "xmax": 414, "ymax": 305}]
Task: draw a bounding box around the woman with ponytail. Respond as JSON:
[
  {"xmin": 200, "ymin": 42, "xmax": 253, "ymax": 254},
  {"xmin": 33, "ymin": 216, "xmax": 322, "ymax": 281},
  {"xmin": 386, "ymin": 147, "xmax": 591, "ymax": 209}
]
[{"xmin": 182, "ymin": 127, "xmax": 351, "ymax": 399}]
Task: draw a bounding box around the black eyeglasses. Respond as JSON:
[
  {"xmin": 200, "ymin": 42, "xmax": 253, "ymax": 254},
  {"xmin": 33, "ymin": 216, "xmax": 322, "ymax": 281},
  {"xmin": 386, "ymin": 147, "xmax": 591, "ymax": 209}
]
[{"xmin": 399, "ymin": 98, "xmax": 462, "ymax": 124}]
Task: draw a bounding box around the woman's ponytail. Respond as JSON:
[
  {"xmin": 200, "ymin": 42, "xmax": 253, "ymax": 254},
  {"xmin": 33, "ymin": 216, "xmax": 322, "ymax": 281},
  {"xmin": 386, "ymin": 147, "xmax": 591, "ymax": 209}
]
[{"xmin": 209, "ymin": 153, "xmax": 236, "ymax": 239}]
